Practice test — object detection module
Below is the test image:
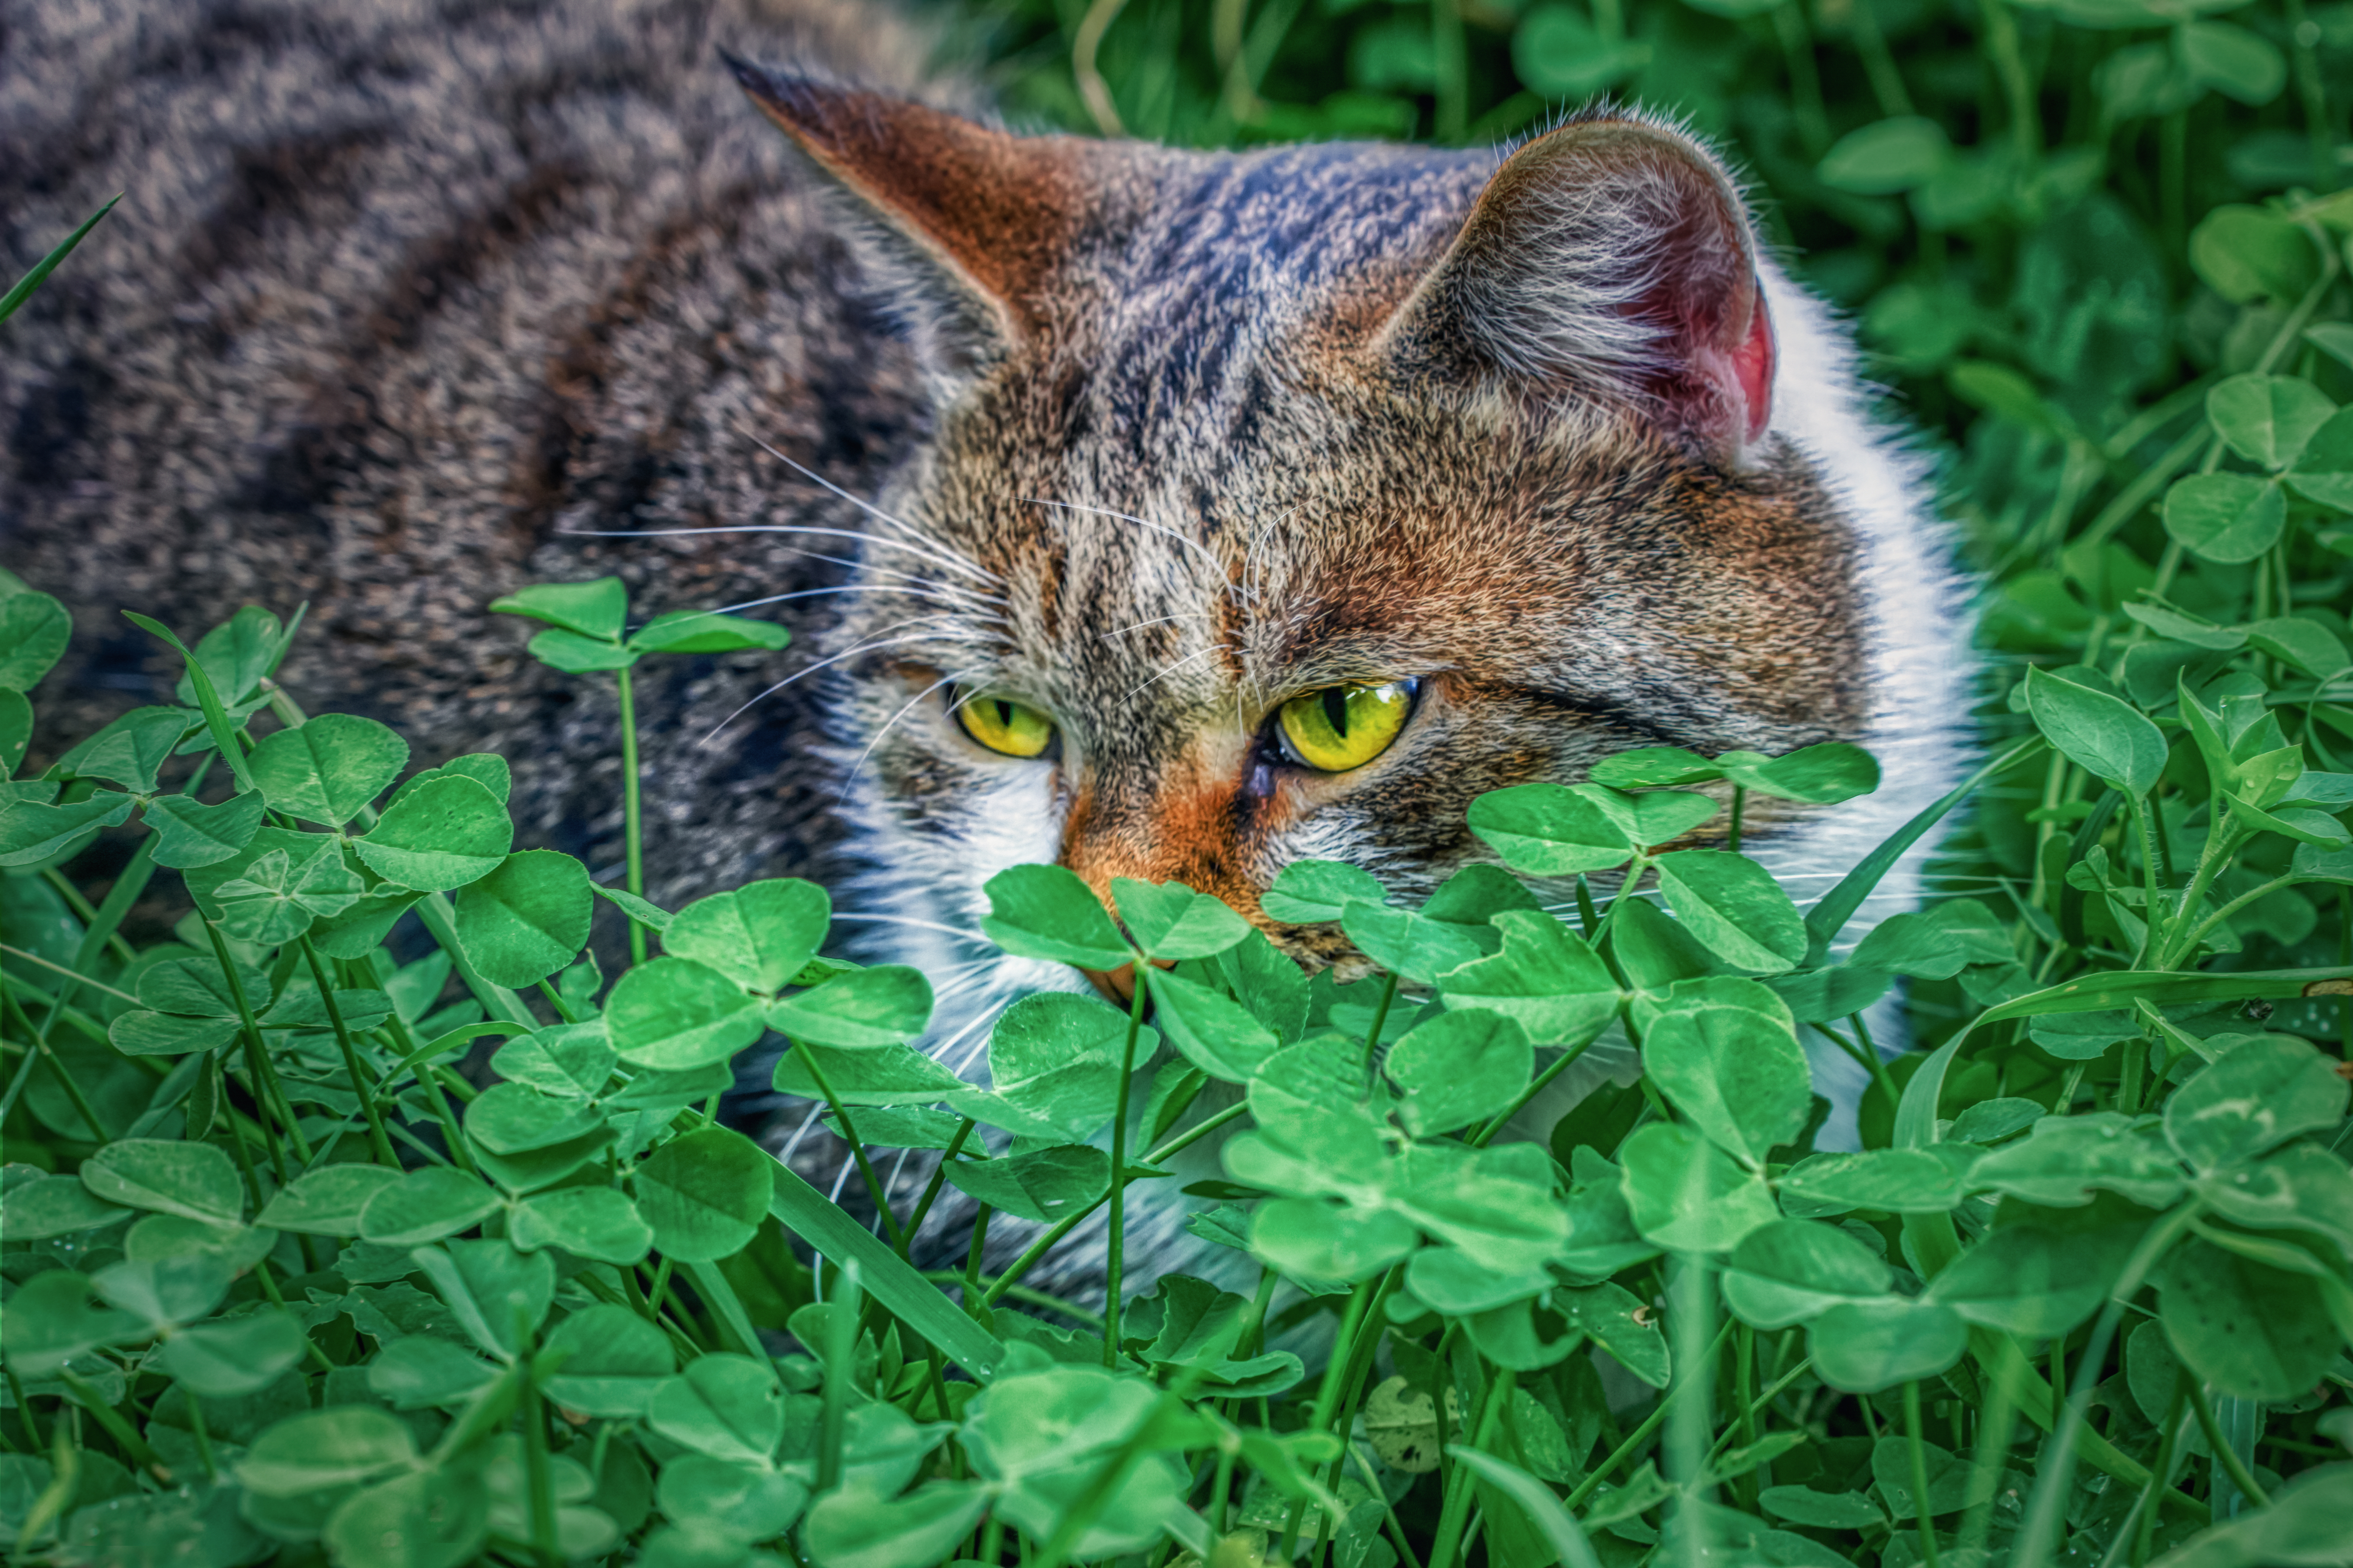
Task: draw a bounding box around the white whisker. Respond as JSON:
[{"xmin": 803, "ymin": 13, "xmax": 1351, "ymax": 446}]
[
  {"xmin": 739, "ymin": 429, "xmax": 1003, "ymax": 585},
  {"xmin": 698, "ymin": 620, "xmax": 978, "ymax": 746},
  {"xmin": 1122, "ymin": 644, "xmax": 1221, "ymax": 703},
  {"xmin": 837, "ymin": 671, "xmax": 969, "ymax": 804},
  {"xmin": 560, "ymin": 523, "xmax": 1000, "ymax": 588}
]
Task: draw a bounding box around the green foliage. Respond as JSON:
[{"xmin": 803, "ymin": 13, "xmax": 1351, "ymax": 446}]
[{"xmin": 8, "ymin": 7, "xmax": 2353, "ymax": 1564}]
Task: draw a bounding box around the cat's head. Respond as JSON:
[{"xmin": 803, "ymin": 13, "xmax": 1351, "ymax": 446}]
[{"xmin": 733, "ymin": 64, "xmax": 1879, "ymax": 1000}]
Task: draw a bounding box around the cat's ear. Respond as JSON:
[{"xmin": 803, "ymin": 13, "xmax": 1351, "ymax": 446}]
[
  {"xmin": 730, "ymin": 60, "xmax": 1097, "ymax": 380},
  {"xmin": 1382, "ymin": 113, "xmax": 1775, "ymax": 453}
]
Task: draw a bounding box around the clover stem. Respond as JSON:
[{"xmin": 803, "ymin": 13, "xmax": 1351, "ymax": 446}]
[
  {"xmin": 962, "ymin": 1203, "xmax": 994, "ymax": 1320},
  {"xmin": 1735, "ymin": 1325, "xmax": 1761, "ymax": 1511},
  {"xmin": 1562, "ymin": 1316, "xmax": 1742, "ymax": 1514},
  {"xmin": 794, "ymin": 1045, "xmax": 905, "ymax": 1248},
  {"xmin": 1104, "ymin": 974, "xmax": 1150, "ymax": 1368},
  {"xmin": 1905, "ymin": 1381, "xmax": 1943, "ymax": 1568},
  {"xmin": 900, "ymin": 1116, "xmax": 978, "ymax": 1256},
  {"xmin": 1958, "ymin": 1340, "xmax": 2020, "ymax": 1555},
  {"xmin": 519, "ymin": 1312, "xmax": 560, "ymax": 1568},
  {"xmin": 1470, "ymin": 1026, "xmax": 1604, "ymax": 1148},
  {"xmin": 2012, "ymin": 1202, "xmax": 2205, "ymax": 1568},
  {"xmin": 1425, "ymin": 1366, "xmax": 1513, "ymax": 1568},
  {"xmin": 2190, "ymin": 1381, "xmax": 2270, "ymax": 1515},
  {"xmin": 1358, "ymin": 968, "xmax": 1400, "ymax": 1075},
  {"xmin": 982, "ymin": 1100, "xmax": 1250, "ymax": 1306},
  {"xmin": 202, "ymin": 919, "xmax": 312, "ymax": 1165},
  {"xmin": 1727, "ymin": 783, "xmax": 1746, "ymax": 853},
  {"xmin": 818, "ymin": 1261, "xmax": 860, "ymax": 1493},
  {"xmin": 298, "ymin": 936, "xmax": 398, "ymax": 1167},
  {"xmin": 0, "ymin": 976, "xmax": 107, "ymax": 1142},
  {"xmin": 616, "ymin": 664, "xmax": 647, "ymax": 966}
]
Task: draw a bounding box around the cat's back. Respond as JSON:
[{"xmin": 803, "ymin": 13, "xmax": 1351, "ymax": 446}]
[{"xmin": 1, "ymin": 0, "xmax": 942, "ymax": 896}]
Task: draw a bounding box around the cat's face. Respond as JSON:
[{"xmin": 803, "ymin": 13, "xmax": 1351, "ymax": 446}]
[{"xmin": 738, "ymin": 71, "xmax": 1874, "ymax": 996}]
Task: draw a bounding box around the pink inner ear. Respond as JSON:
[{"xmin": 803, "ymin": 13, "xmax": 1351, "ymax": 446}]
[{"xmin": 1733, "ymin": 290, "xmax": 1775, "ymax": 444}]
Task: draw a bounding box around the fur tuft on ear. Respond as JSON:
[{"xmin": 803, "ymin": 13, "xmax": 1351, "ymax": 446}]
[
  {"xmin": 1382, "ymin": 109, "xmax": 1775, "ymax": 452},
  {"xmin": 728, "ymin": 57, "xmax": 1102, "ymax": 378}
]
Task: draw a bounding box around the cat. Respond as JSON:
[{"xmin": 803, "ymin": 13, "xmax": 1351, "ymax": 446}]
[{"xmin": 2, "ymin": 0, "xmax": 1969, "ymax": 1292}]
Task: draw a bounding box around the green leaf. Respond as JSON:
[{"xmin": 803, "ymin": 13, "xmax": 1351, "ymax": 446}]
[
  {"xmin": 1250, "ymin": 1196, "xmax": 1419, "ymax": 1285},
  {"xmin": 490, "ymin": 1021, "xmax": 616, "ymax": 1100},
  {"xmin": 509, "ymin": 1187, "xmax": 651, "ymax": 1264},
  {"xmin": 1714, "ymin": 743, "xmax": 1882, "ymax": 805},
  {"xmin": 353, "ymin": 774, "xmax": 512, "ymax": 891},
  {"xmin": 1870, "ymin": 1435, "xmax": 1982, "ymax": 1521},
  {"xmin": 1589, "ymin": 747, "xmax": 1720, "ymax": 788},
  {"xmin": 157, "ymin": 1308, "xmax": 309, "ymax": 1397},
  {"xmin": 452, "ymin": 849, "xmax": 590, "ymax": 987},
  {"xmin": 322, "ymin": 1467, "xmax": 489, "ymax": 1568},
  {"xmin": 2159, "ymin": 1234, "xmax": 2344, "ymax": 1401},
  {"xmin": 1449, "ymin": 1447, "xmax": 1607, "ymax": 1568},
  {"xmin": 56, "ymin": 706, "xmax": 198, "ymax": 792},
  {"xmin": 0, "ymin": 687, "xmax": 28, "ymax": 778},
  {"xmin": 2164, "ymin": 473, "xmax": 2287, "ymax": 564},
  {"xmin": 409, "ymin": 1239, "xmax": 554, "ymax": 1361},
  {"xmin": 1618, "ymin": 1122, "xmax": 1778, "ymax": 1253},
  {"xmin": 1554, "ymin": 1281, "xmax": 1671, "ymax": 1388},
  {"xmin": 1925, "ymin": 1210, "xmax": 2141, "ymax": 1336},
  {"xmin": 1652, "ymin": 850, "xmax": 1809, "ymax": 973},
  {"xmin": 765, "ymin": 965, "xmax": 933, "ymax": 1047},
  {"xmin": 2178, "ymin": 18, "xmax": 2285, "ymax": 104},
  {"xmin": 542, "ymin": 1304, "xmax": 676, "ymax": 1417},
  {"xmin": 367, "ymin": 1335, "xmax": 500, "ymax": 1410},
  {"xmin": 591, "ymin": 882, "xmax": 675, "ymax": 932},
  {"xmin": 258, "ymin": 1163, "xmax": 403, "ymax": 1235},
  {"xmin": 2190, "ymin": 205, "xmax": 2320, "ymax": 305},
  {"xmin": 1968, "ymin": 1114, "xmax": 2185, "ymax": 1208},
  {"xmin": 664, "ymin": 878, "xmax": 830, "ymax": 992},
  {"xmin": 655, "ymin": 1455, "xmax": 806, "ymax": 1545},
  {"xmin": 212, "ymin": 838, "xmax": 363, "ymax": 945},
  {"xmin": 2025, "ymin": 665, "xmax": 2168, "ymax": 796},
  {"xmin": 1339, "ymin": 900, "xmax": 1488, "ymax": 985},
  {"xmin": 634, "ymin": 1126, "xmax": 772, "ymax": 1262},
  {"xmin": 1111, "ymin": 876, "xmax": 1252, "ymax": 960},
  {"xmin": 1438, "ymin": 909, "xmax": 1621, "ymax": 1046},
  {"xmin": 1760, "ymin": 1487, "xmax": 1887, "ymax": 1530},
  {"xmin": 647, "ymin": 1353, "xmax": 785, "ymax": 1464},
  {"xmin": 775, "ymin": 1040, "xmax": 969, "ymax": 1105},
  {"xmin": 490, "ymin": 578, "xmax": 628, "ymax": 640},
  {"xmin": 1261, "ymin": 860, "xmax": 1391, "ymax": 925},
  {"xmin": 1145, "ymin": 966, "xmax": 1280, "ymax": 1082},
  {"xmin": 605, "ymin": 956, "xmax": 766, "ymax": 1070},
  {"xmin": 1388, "ymin": 1010, "xmax": 1531, "ymax": 1137},
  {"xmin": 1642, "ymin": 992, "xmax": 1813, "ymax": 1167},
  {"xmin": 2289, "ymin": 405, "xmax": 2353, "ymax": 512},
  {"xmin": 801, "ymin": 1479, "xmax": 992, "ymax": 1568},
  {"xmin": 0, "ymin": 1174, "xmax": 130, "ymax": 1241},
  {"xmin": 980, "ymin": 863, "xmax": 1133, "ymax": 970},
  {"xmin": 1778, "ymin": 1148, "xmax": 1972, "ymax": 1215},
  {"xmin": 0, "ymin": 786, "xmax": 135, "ymax": 867},
  {"xmin": 464, "ymin": 1082, "xmax": 602, "ymax": 1154},
  {"xmin": 2208, "ymin": 374, "xmax": 2336, "ymax": 470},
  {"xmin": 1818, "ymin": 115, "xmax": 1950, "ymax": 193},
  {"xmin": 1722, "ymin": 1220, "xmax": 1893, "ymax": 1329},
  {"xmin": 2198, "ymin": 1142, "xmax": 2353, "ymax": 1258},
  {"xmin": 944, "ymin": 1144, "xmax": 1112, "ymax": 1225},
  {"xmin": 627, "ymin": 609, "xmax": 791, "ymax": 655},
  {"xmin": 1466, "ymin": 783, "xmax": 1634, "ymax": 877},
  {"xmin": 360, "ymin": 1167, "xmax": 505, "ymax": 1247},
  {"xmin": 2165, "ymin": 1033, "xmax": 2350, "ymax": 1172},
  {"xmin": 248, "ymin": 714, "xmax": 409, "ymax": 827},
  {"xmin": 236, "ymin": 1405, "xmax": 419, "ymax": 1497},
  {"xmin": 142, "ymin": 789, "xmax": 267, "ymax": 869},
  {"xmin": 0, "ymin": 589, "xmax": 70, "ymax": 693},
  {"xmin": 0, "ymin": 1269, "xmax": 139, "ymax": 1378},
  {"xmin": 2146, "ymin": 1466, "xmax": 2353, "ymax": 1568},
  {"xmin": 80, "ymin": 1139, "xmax": 243, "ymax": 1224},
  {"xmin": 1807, "ymin": 1297, "xmax": 1968, "ymax": 1393}
]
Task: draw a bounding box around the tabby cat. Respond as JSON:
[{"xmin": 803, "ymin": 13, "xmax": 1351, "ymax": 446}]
[{"xmin": 2, "ymin": 0, "xmax": 1967, "ymax": 1280}]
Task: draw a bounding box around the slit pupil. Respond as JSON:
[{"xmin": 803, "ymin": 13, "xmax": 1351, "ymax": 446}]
[{"xmin": 1321, "ymin": 687, "xmax": 1350, "ymax": 736}]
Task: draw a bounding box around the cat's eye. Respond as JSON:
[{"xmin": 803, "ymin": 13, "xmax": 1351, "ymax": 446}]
[
  {"xmin": 1275, "ymin": 680, "xmax": 1417, "ymax": 773},
  {"xmin": 955, "ymin": 692, "xmax": 1056, "ymax": 758}
]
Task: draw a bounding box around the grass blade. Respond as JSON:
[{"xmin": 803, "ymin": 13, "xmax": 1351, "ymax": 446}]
[{"xmin": 0, "ymin": 195, "xmax": 120, "ymax": 325}]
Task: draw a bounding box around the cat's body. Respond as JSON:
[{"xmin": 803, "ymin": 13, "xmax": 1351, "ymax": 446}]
[{"xmin": 4, "ymin": 0, "xmax": 1969, "ymax": 1292}]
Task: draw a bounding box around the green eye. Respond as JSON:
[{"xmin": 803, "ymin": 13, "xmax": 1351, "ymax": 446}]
[
  {"xmin": 1276, "ymin": 680, "xmax": 1416, "ymax": 773},
  {"xmin": 956, "ymin": 693, "xmax": 1056, "ymax": 758}
]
